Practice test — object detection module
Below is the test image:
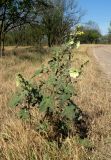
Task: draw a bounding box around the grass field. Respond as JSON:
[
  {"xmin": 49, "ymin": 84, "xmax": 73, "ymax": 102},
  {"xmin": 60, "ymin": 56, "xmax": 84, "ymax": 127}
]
[{"xmin": 0, "ymin": 45, "xmax": 111, "ymax": 160}]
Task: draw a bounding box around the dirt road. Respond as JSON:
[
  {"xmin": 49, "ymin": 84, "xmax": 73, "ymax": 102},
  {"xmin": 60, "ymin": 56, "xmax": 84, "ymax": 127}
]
[{"xmin": 93, "ymin": 45, "xmax": 111, "ymax": 78}]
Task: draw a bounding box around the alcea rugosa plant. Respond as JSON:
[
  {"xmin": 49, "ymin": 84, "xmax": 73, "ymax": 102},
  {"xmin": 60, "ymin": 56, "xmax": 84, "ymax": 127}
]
[{"xmin": 10, "ymin": 29, "xmax": 88, "ymax": 145}]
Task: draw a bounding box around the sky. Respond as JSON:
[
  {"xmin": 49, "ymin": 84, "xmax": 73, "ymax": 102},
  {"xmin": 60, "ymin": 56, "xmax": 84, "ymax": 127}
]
[{"xmin": 79, "ymin": 0, "xmax": 111, "ymax": 35}]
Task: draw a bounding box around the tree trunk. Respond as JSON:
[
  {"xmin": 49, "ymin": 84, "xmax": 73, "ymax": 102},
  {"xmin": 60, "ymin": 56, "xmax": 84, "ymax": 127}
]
[
  {"xmin": 2, "ymin": 34, "xmax": 5, "ymax": 55},
  {"xmin": 0, "ymin": 33, "xmax": 5, "ymax": 57},
  {"xmin": 0, "ymin": 33, "xmax": 3, "ymax": 57},
  {"xmin": 48, "ymin": 34, "xmax": 51, "ymax": 47}
]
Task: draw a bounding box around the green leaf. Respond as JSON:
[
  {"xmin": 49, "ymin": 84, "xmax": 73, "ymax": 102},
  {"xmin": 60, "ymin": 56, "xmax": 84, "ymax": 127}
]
[
  {"xmin": 60, "ymin": 93, "xmax": 71, "ymax": 103},
  {"xmin": 19, "ymin": 108, "xmax": 30, "ymax": 120},
  {"xmin": 37, "ymin": 121, "xmax": 49, "ymax": 133},
  {"xmin": 62, "ymin": 104, "xmax": 77, "ymax": 120},
  {"xmin": 47, "ymin": 75, "xmax": 57, "ymax": 86},
  {"xmin": 9, "ymin": 93, "xmax": 25, "ymax": 107},
  {"xmin": 64, "ymin": 84, "xmax": 73, "ymax": 94},
  {"xmin": 78, "ymin": 138, "xmax": 93, "ymax": 149},
  {"xmin": 31, "ymin": 68, "xmax": 43, "ymax": 78},
  {"xmin": 39, "ymin": 97, "xmax": 53, "ymax": 112}
]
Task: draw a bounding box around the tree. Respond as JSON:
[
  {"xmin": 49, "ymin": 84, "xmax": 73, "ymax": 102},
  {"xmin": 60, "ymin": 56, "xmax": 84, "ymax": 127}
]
[
  {"xmin": 0, "ymin": 0, "xmax": 32, "ymax": 56},
  {"xmin": 99, "ymin": 35, "xmax": 109, "ymax": 44},
  {"xmin": 79, "ymin": 21, "xmax": 101, "ymax": 44},
  {"xmin": 0, "ymin": 0, "xmax": 83, "ymax": 51},
  {"xmin": 42, "ymin": 0, "xmax": 83, "ymax": 47},
  {"xmin": 108, "ymin": 22, "xmax": 111, "ymax": 33},
  {"xmin": 5, "ymin": 24, "xmax": 44, "ymax": 46},
  {"xmin": 0, "ymin": 0, "xmax": 52, "ymax": 56},
  {"xmin": 85, "ymin": 20, "xmax": 100, "ymax": 31},
  {"xmin": 108, "ymin": 21, "xmax": 111, "ymax": 43}
]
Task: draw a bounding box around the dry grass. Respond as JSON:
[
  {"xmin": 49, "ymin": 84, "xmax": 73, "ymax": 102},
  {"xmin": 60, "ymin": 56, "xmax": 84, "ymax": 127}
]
[
  {"xmin": 73, "ymin": 45, "xmax": 111, "ymax": 160},
  {"xmin": 0, "ymin": 45, "xmax": 111, "ymax": 160}
]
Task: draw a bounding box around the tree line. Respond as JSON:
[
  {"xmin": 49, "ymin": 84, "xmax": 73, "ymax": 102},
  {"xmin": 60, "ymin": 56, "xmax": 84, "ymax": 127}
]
[
  {"xmin": 0, "ymin": 0, "xmax": 83, "ymax": 56},
  {"xmin": 0, "ymin": 0, "xmax": 111, "ymax": 56},
  {"xmin": 4, "ymin": 20, "xmax": 111, "ymax": 47},
  {"xmin": 79, "ymin": 21, "xmax": 111, "ymax": 44}
]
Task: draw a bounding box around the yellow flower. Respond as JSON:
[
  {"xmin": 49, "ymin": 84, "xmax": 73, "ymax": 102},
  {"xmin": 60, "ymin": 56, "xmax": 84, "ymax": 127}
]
[
  {"xmin": 69, "ymin": 68, "xmax": 80, "ymax": 78},
  {"xmin": 69, "ymin": 40, "xmax": 74, "ymax": 45},
  {"xmin": 16, "ymin": 75, "xmax": 20, "ymax": 87},
  {"xmin": 76, "ymin": 41, "xmax": 80, "ymax": 49},
  {"xmin": 76, "ymin": 31, "xmax": 84, "ymax": 35},
  {"xmin": 15, "ymin": 74, "xmax": 22, "ymax": 87}
]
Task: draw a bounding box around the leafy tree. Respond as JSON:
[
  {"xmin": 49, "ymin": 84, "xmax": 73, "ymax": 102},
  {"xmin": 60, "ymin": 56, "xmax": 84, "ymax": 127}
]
[
  {"xmin": 5, "ymin": 24, "xmax": 44, "ymax": 46},
  {"xmin": 85, "ymin": 20, "xmax": 100, "ymax": 31},
  {"xmin": 108, "ymin": 21, "xmax": 111, "ymax": 43},
  {"xmin": 0, "ymin": 0, "xmax": 52, "ymax": 56},
  {"xmin": 79, "ymin": 22, "xmax": 101, "ymax": 44},
  {"xmin": 0, "ymin": 0, "xmax": 83, "ymax": 50},
  {"xmin": 108, "ymin": 22, "xmax": 111, "ymax": 34},
  {"xmin": 99, "ymin": 35, "xmax": 109, "ymax": 44},
  {"xmin": 0, "ymin": 0, "xmax": 32, "ymax": 55},
  {"xmin": 42, "ymin": 0, "xmax": 83, "ymax": 47}
]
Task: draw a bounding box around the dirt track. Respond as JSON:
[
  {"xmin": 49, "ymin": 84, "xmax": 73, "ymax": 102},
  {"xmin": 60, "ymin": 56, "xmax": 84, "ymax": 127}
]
[{"xmin": 93, "ymin": 45, "xmax": 111, "ymax": 78}]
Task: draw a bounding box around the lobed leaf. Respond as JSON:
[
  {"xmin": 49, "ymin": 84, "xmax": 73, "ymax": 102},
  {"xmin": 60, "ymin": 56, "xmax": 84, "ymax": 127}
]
[
  {"xmin": 39, "ymin": 97, "xmax": 53, "ymax": 112},
  {"xmin": 62, "ymin": 104, "xmax": 77, "ymax": 120}
]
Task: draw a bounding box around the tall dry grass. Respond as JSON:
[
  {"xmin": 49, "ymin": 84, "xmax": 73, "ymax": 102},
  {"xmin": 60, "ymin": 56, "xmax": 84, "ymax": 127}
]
[{"xmin": 0, "ymin": 45, "xmax": 111, "ymax": 160}]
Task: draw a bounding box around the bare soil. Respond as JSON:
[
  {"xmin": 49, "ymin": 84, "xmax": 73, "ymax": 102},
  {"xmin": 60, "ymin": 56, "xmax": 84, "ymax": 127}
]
[{"xmin": 93, "ymin": 45, "xmax": 111, "ymax": 79}]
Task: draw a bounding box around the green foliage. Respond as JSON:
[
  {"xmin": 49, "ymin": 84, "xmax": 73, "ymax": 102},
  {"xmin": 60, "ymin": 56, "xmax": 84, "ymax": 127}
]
[
  {"xmin": 62, "ymin": 104, "xmax": 79, "ymax": 120},
  {"xmin": 5, "ymin": 24, "xmax": 45, "ymax": 46},
  {"xmin": 3, "ymin": 0, "xmax": 82, "ymax": 48},
  {"xmin": 9, "ymin": 92, "xmax": 25, "ymax": 107},
  {"xmin": 108, "ymin": 22, "xmax": 111, "ymax": 34},
  {"xmin": 108, "ymin": 21, "xmax": 111, "ymax": 43},
  {"xmin": 39, "ymin": 96, "xmax": 53, "ymax": 112},
  {"xmin": 31, "ymin": 68, "xmax": 43, "ymax": 78},
  {"xmin": 10, "ymin": 31, "xmax": 87, "ymax": 145},
  {"xmin": 10, "ymin": 74, "xmax": 42, "ymax": 107},
  {"xmin": 77, "ymin": 137, "xmax": 93, "ymax": 149},
  {"xmin": 19, "ymin": 108, "xmax": 30, "ymax": 120},
  {"xmin": 78, "ymin": 23, "xmax": 101, "ymax": 44}
]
